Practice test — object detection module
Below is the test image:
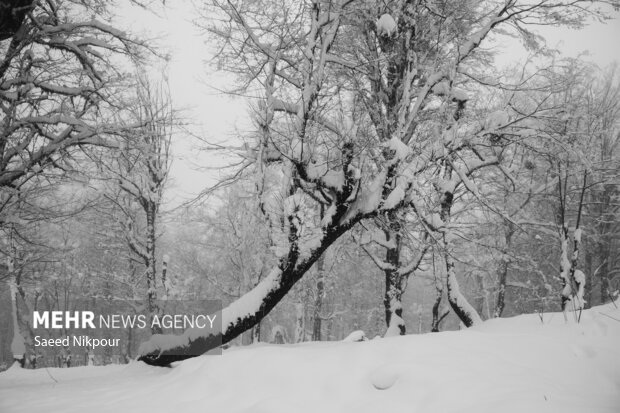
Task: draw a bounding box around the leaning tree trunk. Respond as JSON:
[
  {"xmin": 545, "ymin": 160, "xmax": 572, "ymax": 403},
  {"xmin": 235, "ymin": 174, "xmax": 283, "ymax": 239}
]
[{"xmin": 138, "ymin": 214, "xmax": 359, "ymax": 366}]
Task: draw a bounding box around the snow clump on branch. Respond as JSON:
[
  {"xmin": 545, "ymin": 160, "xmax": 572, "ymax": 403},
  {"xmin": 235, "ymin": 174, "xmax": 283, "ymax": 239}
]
[{"xmin": 377, "ymin": 14, "xmax": 397, "ymax": 37}]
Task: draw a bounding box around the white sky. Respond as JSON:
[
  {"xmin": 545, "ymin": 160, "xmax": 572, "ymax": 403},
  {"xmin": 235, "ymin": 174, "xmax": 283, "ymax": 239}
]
[
  {"xmin": 115, "ymin": 2, "xmax": 620, "ymax": 209},
  {"xmin": 117, "ymin": 2, "xmax": 250, "ymax": 210}
]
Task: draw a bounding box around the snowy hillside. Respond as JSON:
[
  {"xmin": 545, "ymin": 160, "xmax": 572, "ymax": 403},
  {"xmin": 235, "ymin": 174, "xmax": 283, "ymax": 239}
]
[{"xmin": 1, "ymin": 302, "xmax": 619, "ymax": 413}]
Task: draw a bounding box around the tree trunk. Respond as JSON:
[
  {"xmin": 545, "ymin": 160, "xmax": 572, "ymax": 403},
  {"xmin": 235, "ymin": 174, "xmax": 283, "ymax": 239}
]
[
  {"xmin": 161, "ymin": 254, "xmax": 169, "ymax": 299},
  {"xmin": 598, "ymin": 228, "xmax": 611, "ymax": 303},
  {"xmin": 439, "ymin": 173, "xmax": 482, "ymax": 328},
  {"xmin": 7, "ymin": 232, "xmax": 33, "ymax": 367},
  {"xmin": 494, "ymin": 222, "xmax": 513, "ymax": 318},
  {"xmin": 559, "ymin": 224, "xmax": 572, "ymax": 310},
  {"xmin": 294, "ymin": 302, "xmax": 305, "ymax": 343},
  {"xmin": 311, "ymin": 206, "xmax": 327, "ymax": 341},
  {"xmin": 473, "ymin": 273, "xmax": 486, "ymax": 318},
  {"xmin": 430, "ymin": 255, "xmax": 449, "ymax": 332},
  {"xmin": 145, "ymin": 203, "xmax": 161, "ymax": 334},
  {"xmin": 430, "ymin": 289, "xmax": 449, "ymax": 333},
  {"xmin": 560, "ymin": 171, "xmax": 587, "ymax": 311},
  {"xmin": 251, "ymin": 323, "xmax": 261, "ymax": 343},
  {"xmin": 383, "ymin": 220, "xmax": 405, "ymax": 336},
  {"xmin": 9, "ymin": 279, "xmax": 25, "ymax": 366},
  {"xmin": 445, "ymin": 254, "xmax": 482, "ymax": 327},
  {"xmin": 584, "ymin": 241, "xmax": 593, "ymax": 308},
  {"xmin": 494, "ymin": 259, "xmax": 508, "ymax": 317},
  {"xmin": 326, "ymin": 316, "xmax": 334, "ymax": 341},
  {"xmin": 311, "ymin": 254, "xmax": 325, "ymax": 341}
]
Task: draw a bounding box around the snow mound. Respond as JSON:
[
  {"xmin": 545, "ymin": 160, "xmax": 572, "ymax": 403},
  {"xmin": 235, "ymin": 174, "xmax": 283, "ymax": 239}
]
[
  {"xmin": 1, "ymin": 301, "xmax": 619, "ymax": 413},
  {"xmin": 370, "ymin": 363, "xmax": 400, "ymax": 390},
  {"xmin": 342, "ymin": 330, "xmax": 367, "ymax": 342}
]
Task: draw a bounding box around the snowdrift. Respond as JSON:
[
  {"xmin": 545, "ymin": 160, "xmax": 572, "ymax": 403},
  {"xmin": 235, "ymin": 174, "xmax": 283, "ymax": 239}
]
[{"xmin": 1, "ymin": 301, "xmax": 619, "ymax": 413}]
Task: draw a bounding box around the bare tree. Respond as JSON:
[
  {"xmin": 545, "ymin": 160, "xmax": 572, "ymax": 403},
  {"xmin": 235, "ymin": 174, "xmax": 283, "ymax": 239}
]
[{"xmin": 98, "ymin": 74, "xmax": 173, "ymax": 333}]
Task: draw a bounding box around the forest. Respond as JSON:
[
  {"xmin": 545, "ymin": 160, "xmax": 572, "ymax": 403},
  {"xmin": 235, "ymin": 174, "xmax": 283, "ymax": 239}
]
[{"xmin": 1, "ymin": 0, "xmax": 619, "ymax": 374}]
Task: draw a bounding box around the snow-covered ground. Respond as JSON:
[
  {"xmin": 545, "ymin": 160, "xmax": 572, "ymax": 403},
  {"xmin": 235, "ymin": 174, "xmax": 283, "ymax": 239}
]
[{"xmin": 1, "ymin": 302, "xmax": 619, "ymax": 413}]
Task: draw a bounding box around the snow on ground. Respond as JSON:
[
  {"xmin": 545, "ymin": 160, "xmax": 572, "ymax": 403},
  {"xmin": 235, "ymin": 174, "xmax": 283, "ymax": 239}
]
[{"xmin": 1, "ymin": 301, "xmax": 619, "ymax": 413}]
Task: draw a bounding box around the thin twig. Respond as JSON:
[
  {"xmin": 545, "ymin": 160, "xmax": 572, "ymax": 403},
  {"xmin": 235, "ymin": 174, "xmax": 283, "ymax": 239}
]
[
  {"xmin": 44, "ymin": 367, "xmax": 58, "ymax": 383},
  {"xmin": 598, "ymin": 312, "xmax": 620, "ymax": 323}
]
